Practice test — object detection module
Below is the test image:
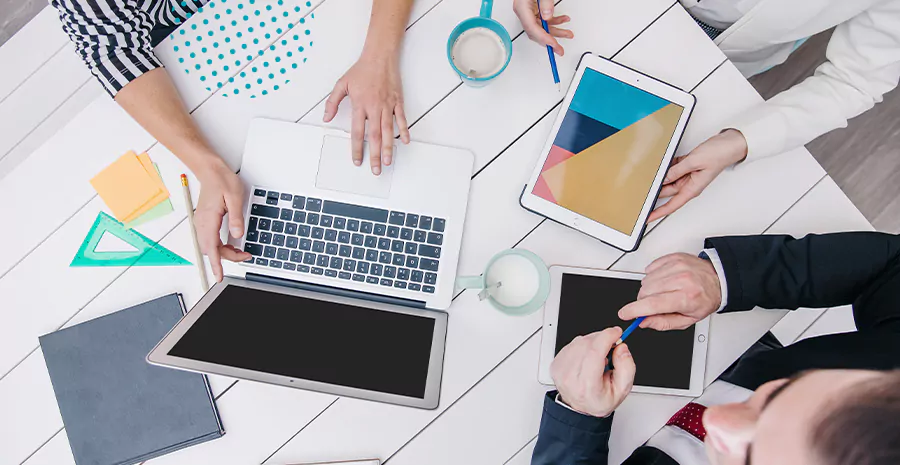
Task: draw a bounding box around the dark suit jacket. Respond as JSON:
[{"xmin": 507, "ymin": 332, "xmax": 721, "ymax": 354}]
[{"xmin": 532, "ymin": 233, "xmax": 900, "ymax": 465}]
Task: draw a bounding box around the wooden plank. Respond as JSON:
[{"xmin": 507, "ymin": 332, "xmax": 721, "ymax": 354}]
[
  {"xmin": 0, "ymin": 0, "xmax": 443, "ymax": 378},
  {"xmin": 19, "ymin": 381, "xmax": 338, "ymax": 465},
  {"xmin": 795, "ymin": 305, "xmax": 855, "ymax": 341},
  {"xmin": 381, "ymin": 55, "xmax": 827, "ymax": 462},
  {"xmin": 21, "ymin": 429, "xmax": 72, "ymax": 465},
  {"xmin": 296, "ymin": 0, "xmax": 520, "ymax": 130},
  {"xmin": 188, "ymin": 0, "xmax": 444, "ymax": 171},
  {"xmin": 0, "ymin": 98, "xmax": 154, "ymax": 278},
  {"xmin": 0, "ymin": 6, "xmax": 70, "ymax": 103},
  {"xmin": 149, "ymin": 381, "xmax": 336, "ymax": 465},
  {"xmin": 600, "ymin": 176, "xmax": 863, "ymax": 463},
  {"xmin": 0, "ymin": 42, "xmax": 93, "ymax": 159},
  {"xmin": 768, "ymin": 178, "xmax": 872, "ymax": 344},
  {"xmin": 0, "ymin": 3, "xmax": 846, "ymax": 465},
  {"xmin": 390, "ymin": 177, "xmax": 868, "ymax": 465},
  {"xmin": 505, "ymin": 438, "xmax": 538, "ymax": 465},
  {"xmin": 0, "ymin": 0, "xmax": 440, "ymax": 280},
  {"xmin": 386, "ymin": 333, "xmax": 547, "ymax": 465},
  {"xmin": 0, "ymin": 82, "xmax": 102, "ymax": 183},
  {"xmin": 409, "ymin": 1, "xmax": 683, "ymax": 174},
  {"xmin": 0, "ymin": 143, "xmax": 194, "ymax": 379},
  {"xmin": 0, "ymin": 348, "xmax": 63, "ymax": 465},
  {"xmin": 611, "ymin": 4, "xmax": 725, "ymax": 92},
  {"xmin": 0, "ymin": 1, "xmax": 504, "ymax": 461},
  {"xmin": 0, "ymin": 206, "xmax": 237, "ymax": 465},
  {"xmin": 672, "ymin": 62, "xmax": 760, "ymax": 157},
  {"xmin": 262, "ymin": 4, "xmax": 730, "ymax": 464}
]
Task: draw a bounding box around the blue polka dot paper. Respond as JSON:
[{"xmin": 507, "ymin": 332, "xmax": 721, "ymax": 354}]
[{"xmin": 167, "ymin": 0, "xmax": 315, "ymax": 98}]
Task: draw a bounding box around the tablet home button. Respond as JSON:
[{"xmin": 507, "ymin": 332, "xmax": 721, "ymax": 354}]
[{"xmin": 698, "ymin": 334, "xmax": 706, "ymax": 343}]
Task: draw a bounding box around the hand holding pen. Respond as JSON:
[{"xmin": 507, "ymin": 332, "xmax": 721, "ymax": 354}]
[
  {"xmin": 513, "ymin": 0, "xmax": 574, "ymax": 57},
  {"xmin": 550, "ymin": 327, "xmax": 636, "ymax": 417}
]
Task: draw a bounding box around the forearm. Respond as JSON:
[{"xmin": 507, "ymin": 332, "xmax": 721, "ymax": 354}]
[
  {"xmin": 707, "ymin": 233, "xmax": 900, "ymax": 312},
  {"xmin": 728, "ymin": 2, "xmax": 900, "ymax": 162},
  {"xmin": 114, "ymin": 68, "xmax": 227, "ymax": 178},
  {"xmin": 360, "ymin": 0, "xmax": 414, "ymax": 61}
]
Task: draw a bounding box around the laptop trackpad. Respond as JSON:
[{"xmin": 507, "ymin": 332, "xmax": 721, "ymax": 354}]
[{"xmin": 316, "ymin": 135, "xmax": 394, "ymax": 199}]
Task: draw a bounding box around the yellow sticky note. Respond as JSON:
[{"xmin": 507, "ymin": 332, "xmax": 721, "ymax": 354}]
[
  {"xmin": 120, "ymin": 153, "xmax": 170, "ymax": 223},
  {"xmin": 90, "ymin": 151, "xmax": 168, "ymax": 223},
  {"xmin": 137, "ymin": 153, "xmax": 169, "ymax": 196}
]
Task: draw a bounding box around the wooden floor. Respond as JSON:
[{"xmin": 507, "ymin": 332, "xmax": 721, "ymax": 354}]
[
  {"xmin": 749, "ymin": 29, "xmax": 900, "ymax": 233},
  {"xmin": 1, "ymin": 11, "xmax": 896, "ymax": 232},
  {"xmin": 0, "ymin": 0, "xmax": 45, "ymax": 46}
]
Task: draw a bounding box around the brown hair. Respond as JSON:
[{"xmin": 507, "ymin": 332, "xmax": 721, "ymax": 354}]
[{"xmin": 812, "ymin": 370, "xmax": 900, "ymax": 465}]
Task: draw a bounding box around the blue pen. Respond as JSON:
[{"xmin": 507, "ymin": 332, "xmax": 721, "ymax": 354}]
[
  {"xmin": 616, "ymin": 316, "xmax": 646, "ymax": 346},
  {"xmin": 537, "ymin": 1, "xmax": 561, "ymax": 91},
  {"xmin": 605, "ymin": 316, "xmax": 645, "ymax": 371}
]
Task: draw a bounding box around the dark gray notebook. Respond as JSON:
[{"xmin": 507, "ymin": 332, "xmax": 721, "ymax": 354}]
[{"xmin": 40, "ymin": 293, "xmax": 225, "ymax": 465}]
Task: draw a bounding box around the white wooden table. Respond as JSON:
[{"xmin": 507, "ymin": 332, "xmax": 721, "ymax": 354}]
[{"xmin": 0, "ymin": 0, "xmax": 873, "ymax": 464}]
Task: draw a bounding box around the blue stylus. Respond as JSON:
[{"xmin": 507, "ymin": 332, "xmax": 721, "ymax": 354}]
[
  {"xmin": 606, "ymin": 316, "xmax": 645, "ymax": 371},
  {"xmin": 617, "ymin": 317, "xmax": 646, "ymax": 345},
  {"xmin": 537, "ymin": 2, "xmax": 561, "ymax": 91}
]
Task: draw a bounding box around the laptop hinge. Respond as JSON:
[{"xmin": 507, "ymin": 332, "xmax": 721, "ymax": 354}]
[{"xmin": 245, "ymin": 273, "xmax": 428, "ymax": 309}]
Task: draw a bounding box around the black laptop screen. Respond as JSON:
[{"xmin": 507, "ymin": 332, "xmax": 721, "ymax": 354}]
[{"xmin": 168, "ymin": 285, "xmax": 436, "ymax": 398}]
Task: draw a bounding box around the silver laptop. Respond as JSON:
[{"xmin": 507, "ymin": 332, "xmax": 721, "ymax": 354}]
[
  {"xmin": 147, "ymin": 119, "xmax": 473, "ymax": 409},
  {"xmin": 232, "ymin": 119, "xmax": 474, "ymax": 310}
]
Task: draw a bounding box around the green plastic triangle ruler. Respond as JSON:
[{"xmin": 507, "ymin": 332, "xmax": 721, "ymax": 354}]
[{"xmin": 71, "ymin": 212, "xmax": 191, "ymax": 267}]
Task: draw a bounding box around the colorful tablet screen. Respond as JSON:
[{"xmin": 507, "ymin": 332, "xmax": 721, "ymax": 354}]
[{"xmin": 532, "ymin": 68, "xmax": 684, "ymax": 234}]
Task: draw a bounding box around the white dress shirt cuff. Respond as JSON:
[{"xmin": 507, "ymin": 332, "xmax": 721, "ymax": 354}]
[
  {"xmin": 555, "ymin": 393, "xmax": 579, "ymax": 412},
  {"xmin": 554, "ymin": 393, "xmax": 612, "ymax": 418},
  {"xmin": 701, "ymin": 248, "xmax": 728, "ymax": 313}
]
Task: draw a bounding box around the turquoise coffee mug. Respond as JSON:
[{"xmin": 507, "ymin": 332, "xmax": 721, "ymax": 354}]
[
  {"xmin": 446, "ymin": 0, "xmax": 513, "ymax": 87},
  {"xmin": 456, "ymin": 249, "xmax": 551, "ymax": 316}
]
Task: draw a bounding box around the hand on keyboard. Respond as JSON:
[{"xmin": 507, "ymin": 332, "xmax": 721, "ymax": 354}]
[{"xmin": 193, "ymin": 161, "xmax": 252, "ymax": 282}]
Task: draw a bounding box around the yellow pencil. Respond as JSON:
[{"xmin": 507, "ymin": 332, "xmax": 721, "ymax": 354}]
[{"xmin": 181, "ymin": 174, "xmax": 210, "ymax": 292}]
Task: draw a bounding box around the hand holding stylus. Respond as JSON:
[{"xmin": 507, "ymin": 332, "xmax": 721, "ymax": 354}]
[{"xmin": 551, "ymin": 327, "xmax": 636, "ymax": 418}]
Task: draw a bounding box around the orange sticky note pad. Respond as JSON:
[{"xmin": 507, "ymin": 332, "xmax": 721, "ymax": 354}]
[
  {"xmin": 90, "ymin": 151, "xmax": 169, "ymax": 223},
  {"xmin": 123, "ymin": 152, "xmax": 171, "ymax": 223}
]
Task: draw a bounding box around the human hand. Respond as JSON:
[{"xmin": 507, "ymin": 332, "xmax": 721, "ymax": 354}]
[
  {"xmin": 647, "ymin": 129, "xmax": 748, "ymax": 222},
  {"xmin": 618, "ymin": 253, "xmax": 722, "ymax": 331},
  {"xmin": 513, "ymin": 0, "xmax": 573, "ymax": 55},
  {"xmin": 323, "ymin": 52, "xmax": 410, "ymax": 175},
  {"xmin": 193, "ymin": 159, "xmax": 251, "ymax": 282},
  {"xmin": 551, "ymin": 327, "xmax": 636, "ymax": 417}
]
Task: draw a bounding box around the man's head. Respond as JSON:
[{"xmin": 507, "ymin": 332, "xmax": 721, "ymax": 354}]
[{"xmin": 703, "ymin": 369, "xmax": 900, "ymax": 465}]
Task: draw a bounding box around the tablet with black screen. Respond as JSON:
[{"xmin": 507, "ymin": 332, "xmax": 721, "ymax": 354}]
[
  {"xmin": 539, "ymin": 266, "xmax": 708, "ymax": 396},
  {"xmin": 148, "ymin": 277, "xmax": 447, "ymax": 409}
]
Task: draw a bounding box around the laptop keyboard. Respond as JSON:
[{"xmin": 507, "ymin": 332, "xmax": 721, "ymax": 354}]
[{"xmin": 242, "ymin": 188, "xmax": 446, "ymax": 295}]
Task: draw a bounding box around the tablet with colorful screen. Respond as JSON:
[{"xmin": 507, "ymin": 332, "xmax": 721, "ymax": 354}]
[{"xmin": 521, "ymin": 54, "xmax": 695, "ymax": 251}]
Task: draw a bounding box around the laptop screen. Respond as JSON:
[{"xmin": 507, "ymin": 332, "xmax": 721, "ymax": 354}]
[{"xmin": 168, "ymin": 285, "xmax": 436, "ymax": 398}]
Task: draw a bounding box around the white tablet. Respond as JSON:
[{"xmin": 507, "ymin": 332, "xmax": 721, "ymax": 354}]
[
  {"xmin": 539, "ymin": 266, "xmax": 708, "ymax": 397},
  {"xmin": 148, "ymin": 277, "xmax": 447, "ymax": 409},
  {"xmin": 521, "ymin": 54, "xmax": 696, "ymax": 252}
]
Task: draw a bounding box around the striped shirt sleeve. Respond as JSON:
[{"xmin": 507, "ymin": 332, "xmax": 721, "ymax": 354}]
[{"xmin": 50, "ymin": 0, "xmax": 164, "ymax": 97}]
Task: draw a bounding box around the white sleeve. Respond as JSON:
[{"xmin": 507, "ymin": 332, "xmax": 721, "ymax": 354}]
[
  {"xmin": 701, "ymin": 249, "xmax": 728, "ymax": 313},
  {"xmin": 728, "ymin": 0, "xmax": 900, "ymax": 161}
]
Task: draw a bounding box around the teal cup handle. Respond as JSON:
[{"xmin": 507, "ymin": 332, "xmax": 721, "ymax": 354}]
[
  {"xmin": 480, "ymin": 0, "xmax": 493, "ymax": 18},
  {"xmin": 456, "ymin": 275, "xmax": 485, "ymax": 290}
]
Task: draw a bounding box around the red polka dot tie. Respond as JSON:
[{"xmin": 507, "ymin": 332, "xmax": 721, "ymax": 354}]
[{"xmin": 666, "ymin": 402, "xmax": 708, "ymax": 441}]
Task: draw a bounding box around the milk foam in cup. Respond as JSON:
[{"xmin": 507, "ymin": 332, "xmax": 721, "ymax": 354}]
[
  {"xmin": 450, "ymin": 27, "xmax": 509, "ymax": 79},
  {"xmin": 446, "ymin": 0, "xmax": 513, "ymax": 86},
  {"xmin": 456, "ymin": 249, "xmax": 550, "ymax": 316}
]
